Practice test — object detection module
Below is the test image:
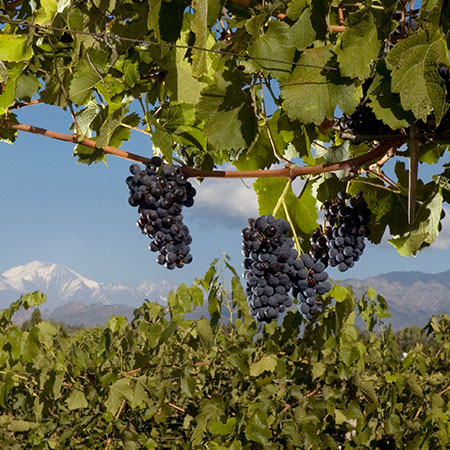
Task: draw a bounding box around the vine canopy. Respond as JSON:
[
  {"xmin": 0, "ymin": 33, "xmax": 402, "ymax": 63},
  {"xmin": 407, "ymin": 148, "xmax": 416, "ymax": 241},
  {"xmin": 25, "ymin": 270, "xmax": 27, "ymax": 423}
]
[{"xmin": 0, "ymin": 0, "xmax": 449, "ymax": 258}]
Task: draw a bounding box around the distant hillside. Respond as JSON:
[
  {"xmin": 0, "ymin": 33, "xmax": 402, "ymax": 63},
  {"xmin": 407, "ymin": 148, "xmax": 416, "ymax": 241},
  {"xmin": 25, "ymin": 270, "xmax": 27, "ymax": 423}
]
[
  {"xmin": 2, "ymin": 261, "xmax": 449, "ymax": 329},
  {"xmin": 341, "ymin": 269, "xmax": 450, "ymax": 329}
]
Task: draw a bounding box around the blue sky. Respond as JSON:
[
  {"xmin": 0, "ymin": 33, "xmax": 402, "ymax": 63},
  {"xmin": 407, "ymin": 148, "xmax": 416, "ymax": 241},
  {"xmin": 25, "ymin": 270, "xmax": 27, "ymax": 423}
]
[{"xmin": 0, "ymin": 99, "xmax": 449, "ymax": 286}]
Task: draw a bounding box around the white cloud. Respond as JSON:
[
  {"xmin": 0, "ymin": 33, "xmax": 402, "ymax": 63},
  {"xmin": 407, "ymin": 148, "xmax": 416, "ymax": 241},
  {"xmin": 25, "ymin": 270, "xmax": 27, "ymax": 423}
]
[
  {"xmin": 433, "ymin": 206, "xmax": 450, "ymax": 250},
  {"xmin": 191, "ymin": 178, "xmax": 258, "ymax": 226}
]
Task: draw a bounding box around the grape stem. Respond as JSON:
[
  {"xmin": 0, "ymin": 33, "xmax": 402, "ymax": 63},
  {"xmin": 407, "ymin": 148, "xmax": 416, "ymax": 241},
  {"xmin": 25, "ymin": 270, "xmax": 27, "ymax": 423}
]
[
  {"xmin": 282, "ymin": 200, "xmax": 302, "ymax": 255},
  {"xmin": 258, "ymin": 75, "xmax": 292, "ymax": 167},
  {"xmin": 350, "ymin": 179, "xmax": 400, "ymax": 194},
  {"xmin": 272, "ymin": 178, "xmax": 292, "ymax": 216},
  {"xmin": 0, "ymin": 119, "xmax": 404, "ymax": 178}
]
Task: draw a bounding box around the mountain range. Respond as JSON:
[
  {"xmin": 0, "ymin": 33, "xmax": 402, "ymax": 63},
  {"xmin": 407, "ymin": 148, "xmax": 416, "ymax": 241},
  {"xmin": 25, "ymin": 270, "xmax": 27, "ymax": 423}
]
[
  {"xmin": 0, "ymin": 261, "xmax": 175, "ymax": 325},
  {"xmin": 1, "ymin": 261, "xmax": 449, "ymax": 329},
  {"xmin": 341, "ymin": 270, "xmax": 450, "ymax": 329}
]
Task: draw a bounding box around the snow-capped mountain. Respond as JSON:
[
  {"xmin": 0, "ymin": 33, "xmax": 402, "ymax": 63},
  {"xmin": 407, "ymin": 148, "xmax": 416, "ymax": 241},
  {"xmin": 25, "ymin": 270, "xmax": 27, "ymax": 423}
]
[{"xmin": 0, "ymin": 261, "xmax": 175, "ymax": 310}]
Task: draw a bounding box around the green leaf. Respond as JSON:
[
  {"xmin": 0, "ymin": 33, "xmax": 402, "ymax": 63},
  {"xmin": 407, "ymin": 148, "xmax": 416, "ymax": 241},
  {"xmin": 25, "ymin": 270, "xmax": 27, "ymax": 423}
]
[
  {"xmin": 347, "ymin": 178, "xmax": 396, "ymax": 244},
  {"xmin": 7, "ymin": 420, "xmax": 38, "ymax": 432},
  {"xmin": 334, "ymin": 409, "xmax": 346, "ymax": 425},
  {"xmin": 290, "ymin": 6, "xmax": 318, "ymax": 52},
  {"xmin": 73, "ymin": 143, "xmax": 106, "ymax": 165},
  {"xmin": 0, "ymin": 64, "xmax": 24, "ymax": 114},
  {"xmin": 312, "ymin": 361, "xmax": 326, "ymax": 379},
  {"xmin": 163, "ymin": 15, "xmax": 206, "ymax": 103},
  {"xmin": 69, "ymin": 57, "xmax": 103, "ymax": 105},
  {"xmin": 0, "ymin": 35, "xmax": 33, "ymax": 62},
  {"xmin": 123, "ymin": 60, "xmax": 138, "ymax": 88},
  {"xmin": 245, "ymin": 410, "xmax": 271, "ymax": 446},
  {"xmin": 250, "ymin": 354, "xmax": 278, "ymax": 376},
  {"xmin": 233, "ymin": 125, "xmax": 278, "ymax": 171},
  {"xmin": 197, "ymin": 318, "xmax": 213, "ymax": 346},
  {"xmin": 105, "ymin": 378, "xmax": 134, "ymax": 415},
  {"xmin": 147, "ymin": 0, "xmax": 162, "ymax": 40},
  {"xmin": 385, "ymin": 30, "xmax": 450, "ymax": 124},
  {"xmin": 367, "ymin": 61, "xmax": 416, "ymax": 130},
  {"xmin": 204, "ymin": 107, "xmax": 247, "ymax": 149},
  {"xmin": 208, "ymin": 417, "xmax": 236, "ymax": 436},
  {"xmin": 15, "ymin": 74, "xmax": 41, "ymax": 102},
  {"xmin": 107, "ymin": 315, "xmax": 128, "ymax": 333},
  {"xmin": 433, "ymin": 169, "xmax": 450, "ymax": 202},
  {"xmin": 66, "ymin": 389, "xmax": 88, "ymax": 410},
  {"xmin": 96, "ymin": 108, "xmax": 125, "ymax": 148},
  {"xmin": 389, "ymin": 188, "xmax": 443, "ymax": 255},
  {"xmin": 246, "ymin": 21, "xmax": 295, "ymax": 83},
  {"xmin": 336, "ymin": 9, "xmax": 381, "ymax": 80},
  {"xmin": 35, "ymin": 0, "xmax": 57, "ymax": 25},
  {"xmin": 254, "ymin": 177, "xmax": 319, "ymax": 243},
  {"xmin": 75, "ymin": 101, "xmax": 100, "ymax": 137},
  {"xmin": 191, "ymin": 0, "xmax": 208, "ymax": 77},
  {"xmin": 281, "ymin": 45, "xmax": 361, "ymax": 125}
]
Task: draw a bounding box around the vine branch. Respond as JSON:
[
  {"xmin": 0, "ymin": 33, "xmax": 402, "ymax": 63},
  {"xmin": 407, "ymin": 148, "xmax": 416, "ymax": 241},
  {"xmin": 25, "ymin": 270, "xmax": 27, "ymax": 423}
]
[{"xmin": 0, "ymin": 119, "xmax": 404, "ymax": 179}]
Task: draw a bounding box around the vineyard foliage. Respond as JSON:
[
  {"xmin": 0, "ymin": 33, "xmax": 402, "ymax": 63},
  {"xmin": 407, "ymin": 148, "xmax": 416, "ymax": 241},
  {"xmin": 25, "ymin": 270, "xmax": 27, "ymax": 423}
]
[
  {"xmin": 1, "ymin": 2, "xmax": 450, "ymax": 447},
  {"xmin": 0, "ymin": 261, "xmax": 449, "ymax": 449},
  {"xmin": 0, "ymin": 0, "xmax": 449, "ymax": 258}
]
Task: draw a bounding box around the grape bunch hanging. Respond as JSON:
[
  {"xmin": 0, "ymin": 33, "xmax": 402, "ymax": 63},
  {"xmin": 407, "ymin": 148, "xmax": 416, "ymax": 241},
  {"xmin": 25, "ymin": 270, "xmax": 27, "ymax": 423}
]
[
  {"xmin": 242, "ymin": 192, "xmax": 371, "ymax": 323},
  {"xmin": 242, "ymin": 215, "xmax": 297, "ymax": 323},
  {"xmin": 310, "ymin": 192, "xmax": 371, "ymax": 272},
  {"xmin": 241, "ymin": 217, "xmax": 334, "ymax": 323},
  {"xmin": 126, "ymin": 157, "xmax": 196, "ymax": 270}
]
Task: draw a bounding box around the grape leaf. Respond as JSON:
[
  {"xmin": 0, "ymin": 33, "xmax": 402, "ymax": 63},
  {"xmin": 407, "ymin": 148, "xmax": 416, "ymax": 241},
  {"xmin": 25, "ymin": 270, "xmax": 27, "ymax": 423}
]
[
  {"xmin": 254, "ymin": 177, "xmax": 318, "ymax": 247},
  {"xmin": 69, "ymin": 50, "xmax": 108, "ymax": 105},
  {"xmin": 250, "ymin": 354, "xmax": 277, "ymax": 376},
  {"xmin": 191, "ymin": 0, "xmax": 208, "ymax": 77},
  {"xmin": 234, "ymin": 113, "xmax": 282, "ymax": 170},
  {"xmin": 367, "ymin": 61, "xmax": 416, "ymax": 130},
  {"xmin": 336, "ymin": 9, "xmax": 381, "ymax": 80},
  {"xmin": 147, "ymin": 0, "xmax": 162, "ymax": 40},
  {"xmin": 433, "ymin": 169, "xmax": 450, "ymax": 203},
  {"xmin": 208, "ymin": 417, "xmax": 236, "ymax": 436},
  {"xmin": 389, "ymin": 188, "xmax": 443, "ymax": 255},
  {"xmin": 15, "ymin": 74, "xmax": 41, "ymax": 102},
  {"xmin": 203, "ymin": 105, "xmax": 252, "ymax": 150},
  {"xmin": 290, "ymin": 6, "xmax": 318, "ymax": 52},
  {"xmin": 35, "ymin": 0, "xmax": 57, "ymax": 25},
  {"xmin": 281, "ymin": 45, "xmax": 361, "ymax": 125},
  {"xmin": 385, "ymin": 30, "xmax": 450, "ymax": 124},
  {"xmin": 163, "ymin": 16, "xmax": 207, "ymax": 103},
  {"xmin": 0, "ymin": 63, "xmax": 24, "ymax": 114},
  {"xmin": 246, "ymin": 21, "xmax": 295, "ymax": 83},
  {"xmin": 245, "ymin": 410, "xmax": 271, "ymax": 446},
  {"xmin": 0, "ymin": 35, "xmax": 33, "ymax": 62},
  {"xmin": 66, "ymin": 389, "xmax": 88, "ymax": 410},
  {"xmin": 347, "ymin": 179, "xmax": 396, "ymax": 244},
  {"xmin": 234, "ymin": 127, "xmax": 278, "ymax": 170},
  {"xmin": 96, "ymin": 108, "xmax": 124, "ymax": 148}
]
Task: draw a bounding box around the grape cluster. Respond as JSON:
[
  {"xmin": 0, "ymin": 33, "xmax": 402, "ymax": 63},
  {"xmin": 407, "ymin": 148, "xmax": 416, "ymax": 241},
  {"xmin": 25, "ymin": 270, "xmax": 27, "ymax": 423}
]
[
  {"xmin": 337, "ymin": 104, "xmax": 392, "ymax": 140},
  {"xmin": 292, "ymin": 254, "xmax": 332, "ymax": 320},
  {"xmin": 242, "ymin": 215, "xmax": 297, "ymax": 323},
  {"xmin": 310, "ymin": 192, "xmax": 371, "ymax": 272},
  {"xmin": 126, "ymin": 157, "xmax": 196, "ymax": 269}
]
